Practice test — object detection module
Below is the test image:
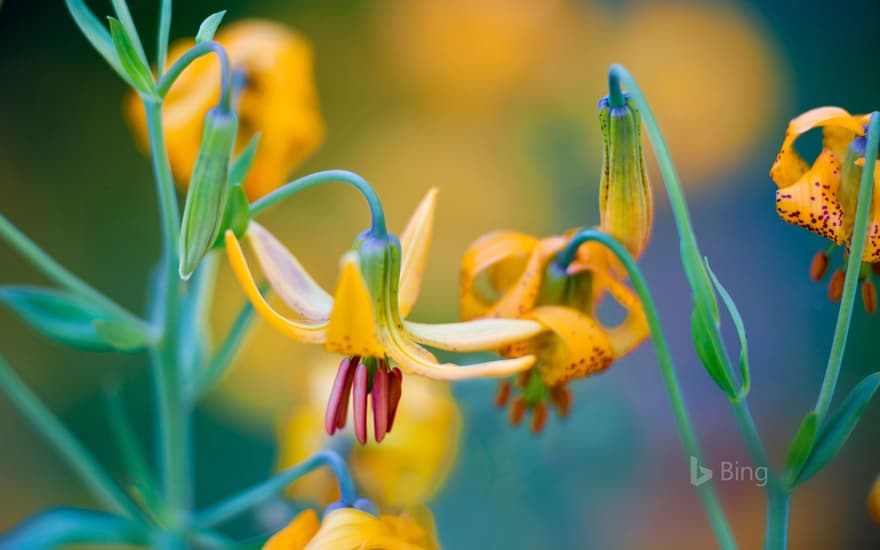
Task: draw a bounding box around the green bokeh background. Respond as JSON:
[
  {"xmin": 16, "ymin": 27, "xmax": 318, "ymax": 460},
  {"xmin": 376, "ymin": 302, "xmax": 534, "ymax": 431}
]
[{"xmin": 1, "ymin": 0, "xmax": 879, "ymax": 548}]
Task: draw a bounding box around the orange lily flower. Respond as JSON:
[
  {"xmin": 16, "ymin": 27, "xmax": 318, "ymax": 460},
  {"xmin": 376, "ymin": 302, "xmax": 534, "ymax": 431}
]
[
  {"xmin": 226, "ymin": 190, "xmax": 546, "ymax": 443},
  {"xmin": 460, "ymin": 229, "xmax": 649, "ymax": 430}
]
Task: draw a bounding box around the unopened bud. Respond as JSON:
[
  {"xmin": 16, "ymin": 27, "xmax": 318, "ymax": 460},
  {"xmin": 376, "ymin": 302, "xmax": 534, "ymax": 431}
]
[
  {"xmin": 179, "ymin": 107, "xmax": 238, "ymax": 279},
  {"xmin": 862, "ymin": 279, "xmax": 877, "ymax": 314},
  {"xmin": 828, "ymin": 269, "xmax": 846, "ymax": 302},
  {"xmin": 809, "ymin": 251, "xmax": 829, "ymax": 281},
  {"xmin": 598, "ymin": 95, "xmax": 652, "ymax": 259},
  {"xmin": 509, "ymin": 397, "xmax": 527, "ymax": 426}
]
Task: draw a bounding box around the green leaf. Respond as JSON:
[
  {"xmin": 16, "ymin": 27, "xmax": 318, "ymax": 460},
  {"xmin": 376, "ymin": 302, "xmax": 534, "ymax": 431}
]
[
  {"xmin": 783, "ymin": 411, "xmax": 818, "ymax": 486},
  {"xmin": 229, "ymin": 133, "xmax": 261, "ymax": 186},
  {"xmin": 196, "ymin": 11, "xmax": 227, "ymax": 44},
  {"xmin": 64, "ymin": 0, "xmax": 128, "ymax": 80},
  {"xmin": 107, "ymin": 17, "xmax": 155, "ymax": 97},
  {"xmin": 796, "ymin": 372, "xmax": 880, "ymax": 485},
  {"xmin": 211, "ymin": 185, "xmax": 251, "ymax": 249},
  {"xmin": 705, "ymin": 260, "xmax": 750, "ymax": 399},
  {"xmin": 0, "ymin": 286, "xmax": 147, "ymax": 353},
  {"xmin": 690, "ymin": 307, "xmax": 736, "ymax": 397}
]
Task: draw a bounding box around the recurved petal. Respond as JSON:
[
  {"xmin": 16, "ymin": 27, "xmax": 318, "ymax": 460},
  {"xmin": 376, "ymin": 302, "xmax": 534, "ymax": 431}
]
[
  {"xmin": 526, "ymin": 306, "xmax": 614, "ymax": 387},
  {"xmin": 398, "ymin": 189, "xmax": 438, "ymax": 319},
  {"xmin": 775, "ymin": 149, "xmax": 847, "ymax": 245},
  {"xmin": 770, "ymin": 134, "xmax": 810, "ymax": 189},
  {"xmin": 460, "ymin": 231, "xmax": 539, "ymax": 320},
  {"xmin": 225, "ymin": 230, "xmax": 328, "ymax": 343},
  {"xmin": 246, "ymin": 222, "xmax": 333, "ymax": 320},
  {"xmin": 404, "ymin": 318, "xmax": 545, "ymax": 352},
  {"xmin": 325, "ymin": 252, "xmax": 385, "ymax": 357},
  {"xmin": 596, "ymin": 273, "xmax": 650, "ymax": 358},
  {"xmin": 487, "ymin": 236, "xmax": 567, "ymax": 318},
  {"xmin": 386, "ymin": 333, "xmax": 534, "ymax": 380},
  {"xmin": 264, "ymin": 508, "xmax": 321, "ymax": 550},
  {"xmin": 787, "ymin": 106, "xmax": 864, "ymax": 136}
]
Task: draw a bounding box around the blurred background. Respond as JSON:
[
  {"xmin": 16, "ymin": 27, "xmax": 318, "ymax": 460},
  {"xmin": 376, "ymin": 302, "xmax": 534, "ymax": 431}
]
[{"xmin": 1, "ymin": 0, "xmax": 879, "ymax": 548}]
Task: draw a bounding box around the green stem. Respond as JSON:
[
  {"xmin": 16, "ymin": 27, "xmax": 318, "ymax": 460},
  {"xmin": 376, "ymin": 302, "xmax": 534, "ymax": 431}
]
[
  {"xmin": 156, "ymin": 0, "xmax": 172, "ymax": 75},
  {"xmin": 194, "ymin": 451, "xmax": 357, "ymax": 528},
  {"xmin": 814, "ymin": 112, "xmax": 880, "ymax": 421},
  {"xmin": 0, "ymin": 508, "xmax": 149, "ymax": 549},
  {"xmin": 191, "ymin": 296, "xmax": 258, "ymax": 398},
  {"xmin": 157, "ymin": 41, "xmax": 232, "ymax": 112},
  {"xmin": 764, "ymin": 486, "xmax": 790, "ymax": 550},
  {"xmin": 249, "ymin": 170, "xmax": 388, "ymax": 237},
  {"xmin": 143, "ymin": 101, "xmax": 181, "ymax": 261},
  {"xmin": 557, "ymin": 230, "xmax": 737, "ymax": 550},
  {"xmin": 0, "ymin": 213, "xmax": 150, "ymax": 332},
  {"xmin": 0, "ymin": 355, "xmax": 148, "ymax": 524}
]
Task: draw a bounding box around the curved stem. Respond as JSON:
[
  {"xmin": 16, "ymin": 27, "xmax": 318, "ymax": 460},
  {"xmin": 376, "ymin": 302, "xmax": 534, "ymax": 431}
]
[
  {"xmin": 193, "ymin": 451, "xmax": 357, "ymax": 528},
  {"xmin": 557, "ymin": 229, "xmax": 737, "ymax": 550},
  {"xmin": 0, "ymin": 356, "xmax": 149, "ymax": 524},
  {"xmin": 814, "ymin": 112, "xmax": 880, "ymax": 421},
  {"xmin": 0, "ymin": 507, "xmax": 149, "ymax": 550},
  {"xmin": 157, "ymin": 41, "xmax": 232, "ymax": 112},
  {"xmin": 249, "ymin": 170, "xmax": 388, "ymax": 237}
]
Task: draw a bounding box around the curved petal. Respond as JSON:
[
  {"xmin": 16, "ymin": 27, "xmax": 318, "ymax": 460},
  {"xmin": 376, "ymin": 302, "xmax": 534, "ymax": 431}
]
[
  {"xmin": 595, "ymin": 274, "xmax": 650, "ymax": 358},
  {"xmin": 386, "ymin": 331, "xmax": 534, "ymax": 380},
  {"xmin": 526, "ymin": 306, "xmax": 615, "ymax": 387},
  {"xmin": 264, "ymin": 509, "xmax": 321, "ymax": 550},
  {"xmin": 246, "ymin": 222, "xmax": 333, "ymax": 320},
  {"xmin": 225, "ymin": 230, "xmax": 327, "ymax": 343},
  {"xmin": 787, "ymin": 106, "xmax": 862, "ymax": 136},
  {"xmin": 460, "ymin": 231, "xmax": 539, "ymax": 320},
  {"xmin": 775, "ymin": 149, "xmax": 847, "ymax": 244},
  {"xmin": 404, "ymin": 318, "xmax": 545, "ymax": 352},
  {"xmin": 325, "ymin": 252, "xmax": 385, "ymax": 357},
  {"xmin": 398, "ymin": 189, "xmax": 438, "ymax": 319},
  {"xmin": 487, "ymin": 236, "xmax": 567, "ymax": 318}
]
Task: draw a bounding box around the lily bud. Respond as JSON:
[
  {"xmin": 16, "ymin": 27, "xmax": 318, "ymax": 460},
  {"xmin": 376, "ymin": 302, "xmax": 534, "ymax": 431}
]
[
  {"xmin": 179, "ymin": 107, "xmax": 238, "ymax": 278},
  {"xmin": 598, "ymin": 95, "xmax": 653, "ymax": 259}
]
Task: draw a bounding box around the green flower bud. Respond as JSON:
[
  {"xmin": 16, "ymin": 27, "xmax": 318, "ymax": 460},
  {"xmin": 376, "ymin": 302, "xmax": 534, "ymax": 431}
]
[
  {"xmin": 179, "ymin": 107, "xmax": 238, "ymax": 279},
  {"xmin": 598, "ymin": 95, "xmax": 652, "ymax": 258}
]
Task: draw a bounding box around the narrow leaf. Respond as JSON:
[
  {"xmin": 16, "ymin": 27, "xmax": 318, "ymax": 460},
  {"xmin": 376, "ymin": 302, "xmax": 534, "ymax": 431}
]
[
  {"xmin": 196, "ymin": 11, "xmax": 227, "ymax": 44},
  {"xmin": 93, "ymin": 320, "xmax": 149, "ymax": 352},
  {"xmin": 64, "ymin": 0, "xmax": 128, "ymax": 79},
  {"xmin": 796, "ymin": 372, "xmax": 880, "ymax": 485},
  {"xmin": 108, "ymin": 17, "xmax": 155, "ymax": 96},
  {"xmin": 211, "ymin": 184, "xmax": 251, "ymax": 249},
  {"xmin": 690, "ymin": 308, "xmax": 736, "ymax": 397},
  {"xmin": 705, "ymin": 260, "xmax": 751, "ymax": 398},
  {"xmin": 109, "ymin": 0, "xmax": 149, "ymax": 67},
  {"xmin": 783, "ymin": 411, "xmax": 818, "ymax": 486},
  {"xmin": 229, "ymin": 133, "xmax": 261, "ymax": 186}
]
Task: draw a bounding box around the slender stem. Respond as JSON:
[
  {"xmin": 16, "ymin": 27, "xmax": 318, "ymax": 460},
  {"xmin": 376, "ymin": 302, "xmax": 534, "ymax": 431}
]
[
  {"xmin": 0, "ymin": 356, "xmax": 148, "ymax": 523},
  {"xmin": 557, "ymin": 230, "xmax": 737, "ymax": 550},
  {"xmin": 0, "ymin": 508, "xmax": 149, "ymax": 549},
  {"xmin": 143, "ymin": 101, "xmax": 181, "ymax": 261},
  {"xmin": 814, "ymin": 112, "xmax": 880, "ymax": 421},
  {"xmin": 250, "ymin": 170, "xmax": 388, "ymax": 237},
  {"xmin": 157, "ymin": 41, "xmax": 232, "ymax": 112},
  {"xmin": 764, "ymin": 486, "xmax": 790, "ymax": 550},
  {"xmin": 607, "ymin": 70, "xmax": 625, "ymax": 108},
  {"xmin": 156, "ymin": 0, "xmax": 172, "ymax": 75},
  {"xmin": 194, "ymin": 451, "xmax": 357, "ymax": 528},
  {"xmin": 0, "ymin": 213, "xmax": 149, "ymax": 332}
]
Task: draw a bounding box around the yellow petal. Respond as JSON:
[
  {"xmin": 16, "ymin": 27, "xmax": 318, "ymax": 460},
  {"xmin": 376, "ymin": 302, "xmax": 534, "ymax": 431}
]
[
  {"xmin": 404, "ymin": 318, "xmax": 545, "ymax": 352},
  {"xmin": 246, "ymin": 223, "xmax": 333, "ymax": 320},
  {"xmin": 775, "ymin": 149, "xmax": 847, "ymax": 245},
  {"xmin": 325, "ymin": 252, "xmax": 385, "ymax": 357},
  {"xmin": 596, "ymin": 273, "xmax": 650, "ymax": 358},
  {"xmin": 303, "ymin": 508, "xmax": 384, "ymax": 550},
  {"xmin": 770, "ymin": 133, "xmax": 810, "ymax": 189},
  {"xmin": 225, "ymin": 230, "xmax": 328, "ymax": 343},
  {"xmin": 263, "ymin": 509, "xmax": 320, "ymax": 550},
  {"xmin": 386, "ymin": 331, "xmax": 534, "ymax": 380},
  {"xmin": 460, "ymin": 231, "xmax": 539, "ymax": 320},
  {"xmin": 488, "ymin": 236, "xmax": 567, "ymax": 318},
  {"xmin": 398, "ymin": 189, "xmax": 438, "ymax": 319},
  {"xmin": 526, "ymin": 306, "xmax": 615, "ymax": 387},
  {"xmin": 787, "ymin": 106, "xmax": 861, "ymax": 136}
]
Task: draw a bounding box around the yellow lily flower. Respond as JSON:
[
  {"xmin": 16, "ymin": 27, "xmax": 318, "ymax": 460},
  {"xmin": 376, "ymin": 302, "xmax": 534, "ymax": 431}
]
[
  {"xmin": 126, "ymin": 20, "xmax": 324, "ymax": 200},
  {"xmin": 277, "ymin": 362, "xmax": 461, "ymax": 509},
  {"xmin": 460, "ymin": 229, "xmax": 649, "ymax": 430},
  {"xmin": 263, "ymin": 506, "xmax": 440, "ymax": 550},
  {"xmin": 226, "ymin": 190, "xmax": 545, "ymax": 442}
]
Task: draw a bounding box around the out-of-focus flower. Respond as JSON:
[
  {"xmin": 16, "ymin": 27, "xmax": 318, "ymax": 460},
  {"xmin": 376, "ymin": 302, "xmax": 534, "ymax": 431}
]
[
  {"xmin": 226, "ymin": 190, "xmax": 545, "ymax": 442},
  {"xmin": 126, "ymin": 20, "xmax": 324, "ymax": 199},
  {"xmin": 770, "ymin": 107, "xmax": 879, "ymax": 309},
  {"xmin": 263, "ymin": 506, "xmax": 440, "ymax": 550},
  {"xmin": 460, "ymin": 230, "xmax": 648, "ymax": 430},
  {"xmin": 277, "ymin": 362, "xmax": 461, "ymax": 509},
  {"xmin": 869, "ymin": 474, "xmax": 880, "ymax": 527}
]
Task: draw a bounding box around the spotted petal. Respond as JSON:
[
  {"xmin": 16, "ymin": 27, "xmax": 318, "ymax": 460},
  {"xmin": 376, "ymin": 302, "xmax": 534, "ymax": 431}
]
[
  {"xmin": 225, "ymin": 230, "xmax": 327, "ymax": 343},
  {"xmin": 398, "ymin": 189, "xmax": 438, "ymax": 319},
  {"xmin": 775, "ymin": 149, "xmax": 846, "ymax": 245},
  {"xmin": 526, "ymin": 306, "xmax": 614, "ymax": 387},
  {"xmin": 325, "ymin": 252, "xmax": 385, "ymax": 357},
  {"xmin": 246, "ymin": 222, "xmax": 333, "ymax": 320},
  {"xmin": 596, "ymin": 273, "xmax": 650, "ymax": 358},
  {"xmin": 460, "ymin": 231, "xmax": 539, "ymax": 320},
  {"xmin": 404, "ymin": 318, "xmax": 546, "ymax": 352}
]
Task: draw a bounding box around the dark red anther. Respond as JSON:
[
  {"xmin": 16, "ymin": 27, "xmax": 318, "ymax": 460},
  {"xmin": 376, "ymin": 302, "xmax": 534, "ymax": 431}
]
[
  {"xmin": 325, "ymin": 356, "xmax": 359, "ymax": 436},
  {"xmin": 353, "ymin": 360, "xmax": 369, "ymax": 445},
  {"xmin": 386, "ymin": 367, "xmax": 403, "ymax": 433},
  {"xmin": 863, "ymin": 279, "xmax": 877, "ymax": 314},
  {"xmin": 509, "ymin": 397, "xmax": 527, "ymax": 425},
  {"xmin": 829, "ymin": 269, "xmax": 846, "ymax": 302},
  {"xmin": 372, "ymin": 366, "xmax": 389, "ymax": 443},
  {"xmin": 549, "ymin": 385, "xmax": 572, "ymax": 418},
  {"xmin": 810, "ymin": 251, "xmax": 829, "ymax": 281},
  {"xmin": 530, "ymin": 402, "xmax": 548, "ymax": 433},
  {"xmin": 872, "ymin": 262, "xmax": 880, "ymax": 277},
  {"xmin": 494, "ymin": 380, "xmax": 511, "ymax": 408}
]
